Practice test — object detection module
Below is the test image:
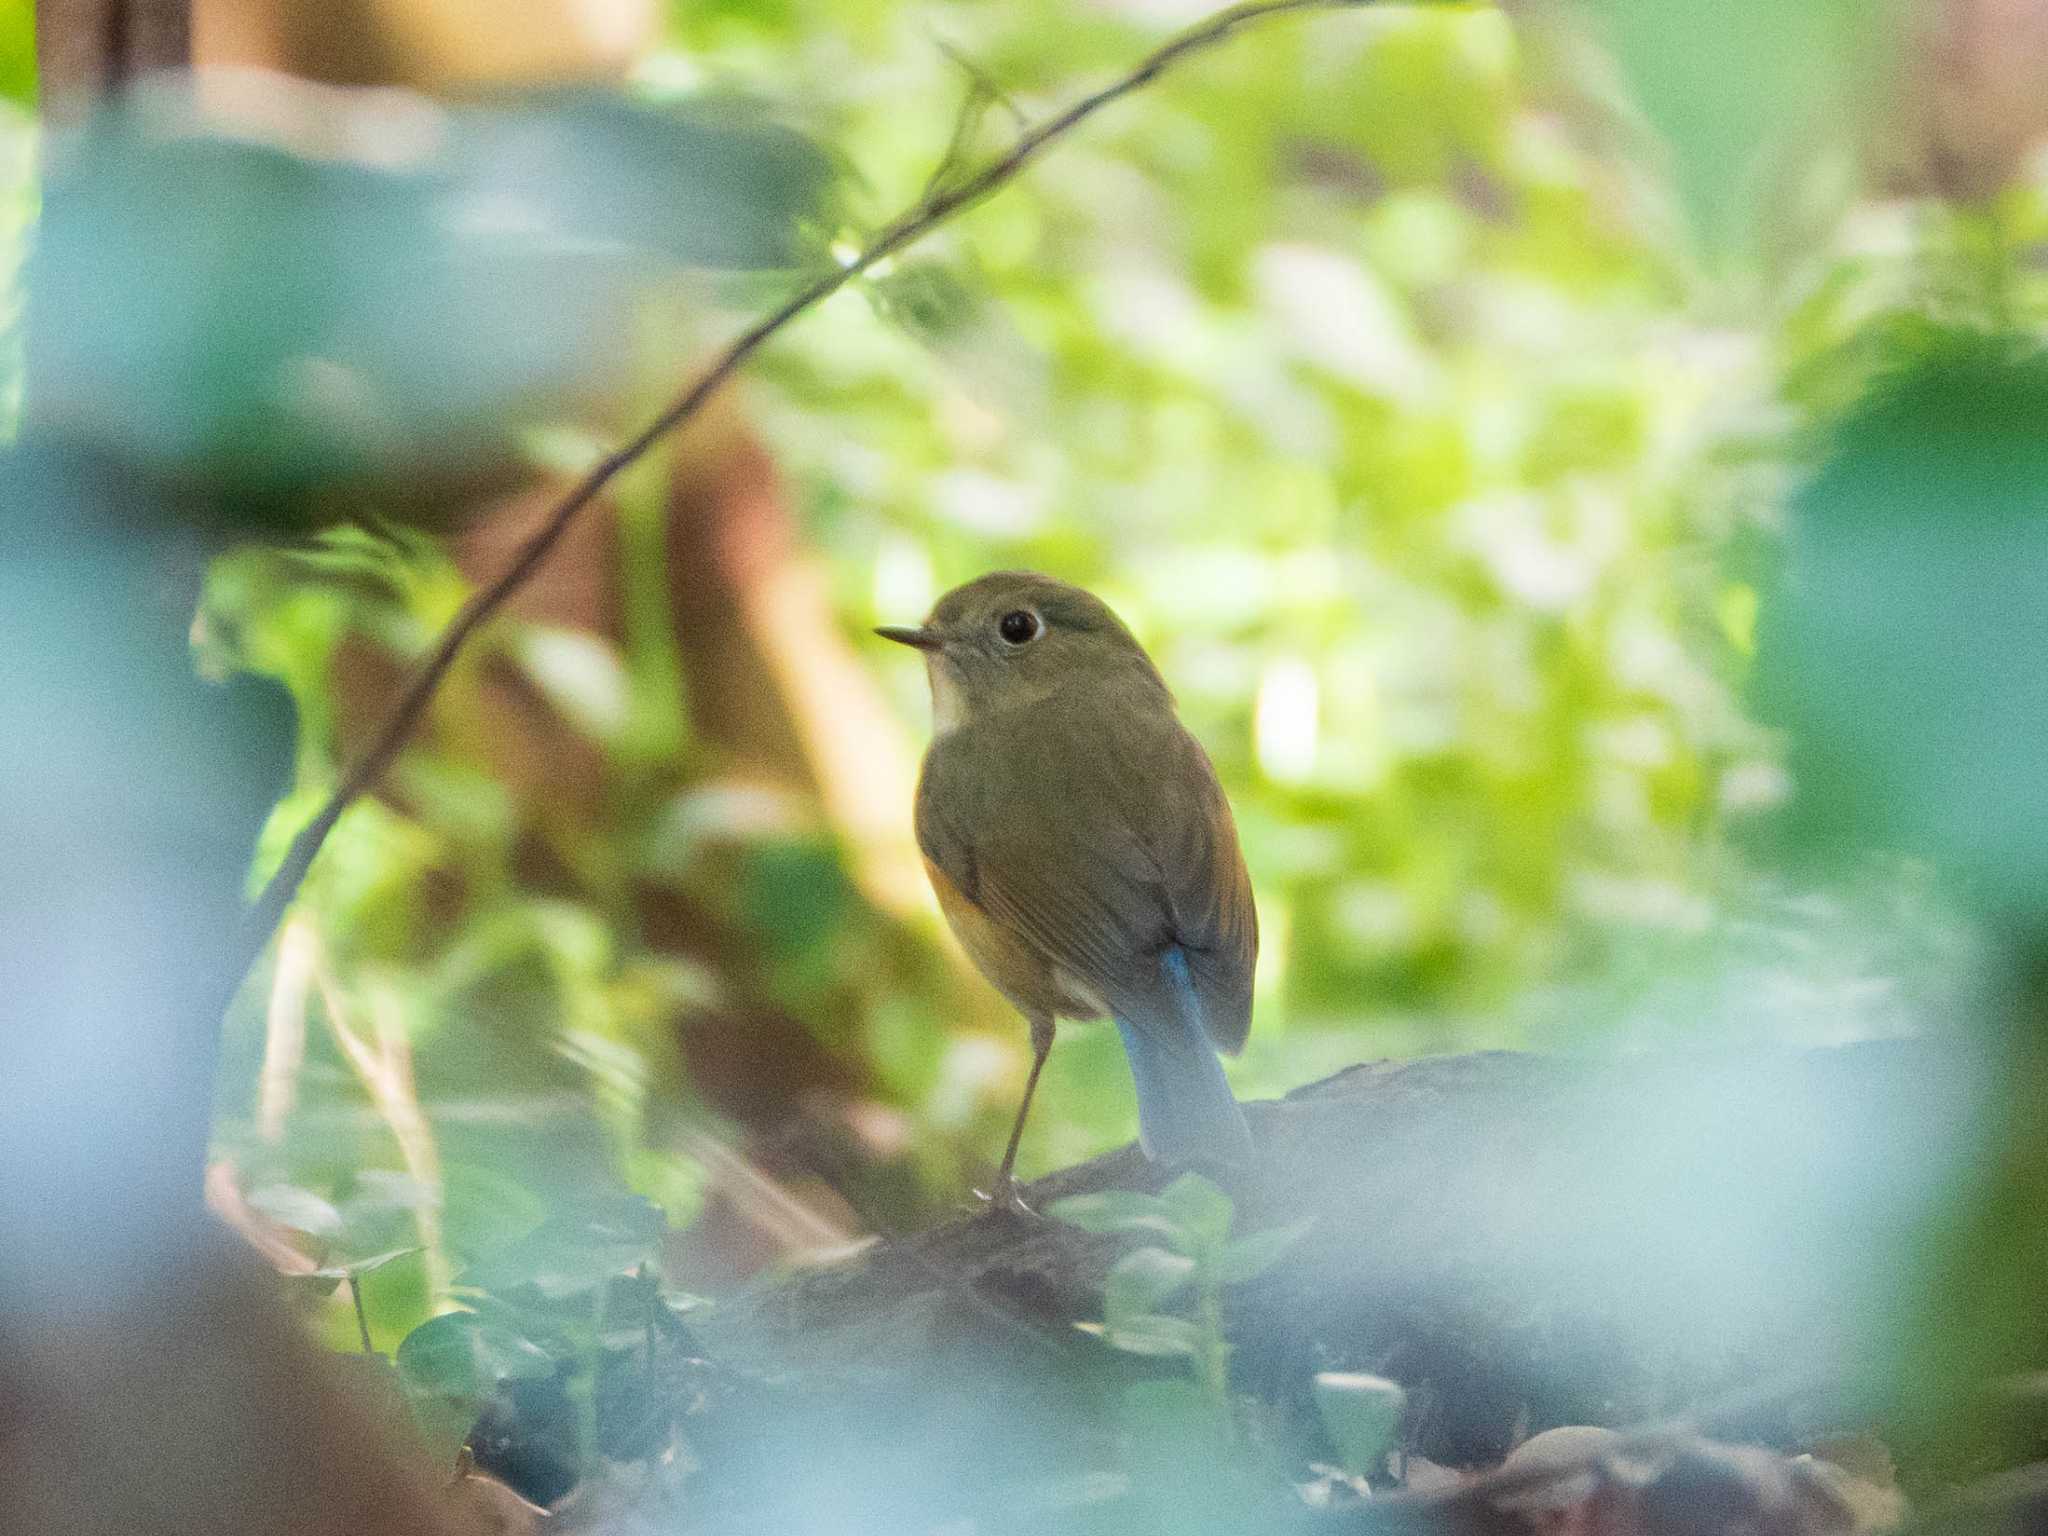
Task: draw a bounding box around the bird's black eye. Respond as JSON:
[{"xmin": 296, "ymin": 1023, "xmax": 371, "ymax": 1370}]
[{"xmin": 997, "ymin": 610, "xmax": 1040, "ymax": 645}]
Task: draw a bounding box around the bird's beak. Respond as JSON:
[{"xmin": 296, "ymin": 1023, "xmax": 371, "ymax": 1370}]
[{"xmin": 875, "ymin": 625, "xmax": 942, "ymax": 651}]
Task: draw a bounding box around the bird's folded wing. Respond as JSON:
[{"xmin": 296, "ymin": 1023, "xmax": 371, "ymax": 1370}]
[{"xmin": 1125, "ymin": 719, "xmax": 1256, "ymax": 1053}]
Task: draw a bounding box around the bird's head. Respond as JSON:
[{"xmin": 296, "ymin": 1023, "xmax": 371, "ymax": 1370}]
[{"xmin": 877, "ymin": 571, "xmax": 1167, "ymax": 732}]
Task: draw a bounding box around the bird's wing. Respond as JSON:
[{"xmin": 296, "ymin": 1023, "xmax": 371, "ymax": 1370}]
[
  {"xmin": 911, "ymin": 745, "xmax": 979, "ymax": 904},
  {"xmin": 914, "ymin": 701, "xmax": 1256, "ymax": 1052},
  {"xmin": 1115, "ymin": 714, "xmax": 1257, "ymax": 1054}
]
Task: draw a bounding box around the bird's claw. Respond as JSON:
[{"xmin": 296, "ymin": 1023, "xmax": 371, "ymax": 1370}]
[{"xmin": 972, "ymin": 1178, "xmax": 1038, "ymax": 1218}]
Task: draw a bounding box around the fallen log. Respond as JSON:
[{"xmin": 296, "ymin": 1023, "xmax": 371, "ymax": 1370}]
[{"xmin": 669, "ymin": 1041, "xmax": 1992, "ymax": 1533}]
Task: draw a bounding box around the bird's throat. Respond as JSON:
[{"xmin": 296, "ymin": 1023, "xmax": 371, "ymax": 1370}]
[{"xmin": 927, "ymin": 659, "xmax": 969, "ymax": 736}]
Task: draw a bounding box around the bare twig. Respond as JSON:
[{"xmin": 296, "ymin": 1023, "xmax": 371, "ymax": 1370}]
[
  {"xmin": 347, "ymin": 1277, "xmax": 375, "ymax": 1353},
  {"xmin": 236, "ymin": 0, "xmax": 1389, "ymax": 977}
]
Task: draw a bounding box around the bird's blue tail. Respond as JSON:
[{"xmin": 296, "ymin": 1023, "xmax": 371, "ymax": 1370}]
[{"xmin": 1113, "ymin": 949, "xmax": 1253, "ymax": 1167}]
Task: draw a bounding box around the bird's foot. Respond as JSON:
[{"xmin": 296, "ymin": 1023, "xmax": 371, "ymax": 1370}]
[{"xmin": 972, "ymin": 1176, "xmax": 1037, "ymax": 1219}]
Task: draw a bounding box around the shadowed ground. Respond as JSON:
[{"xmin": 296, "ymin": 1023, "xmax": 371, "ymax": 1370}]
[{"xmin": 664, "ymin": 1041, "xmax": 1987, "ymax": 1533}]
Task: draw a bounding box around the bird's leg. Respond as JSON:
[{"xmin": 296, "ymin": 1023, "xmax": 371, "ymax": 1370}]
[{"xmin": 979, "ymin": 1014, "xmax": 1054, "ymax": 1217}]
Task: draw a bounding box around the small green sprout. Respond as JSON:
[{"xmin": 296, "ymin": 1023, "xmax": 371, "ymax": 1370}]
[{"xmin": 1051, "ymin": 1174, "xmax": 1312, "ymax": 1425}]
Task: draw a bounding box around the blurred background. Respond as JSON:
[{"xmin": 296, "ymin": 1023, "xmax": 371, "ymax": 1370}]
[{"xmin": 8, "ymin": 0, "xmax": 2047, "ymax": 1363}]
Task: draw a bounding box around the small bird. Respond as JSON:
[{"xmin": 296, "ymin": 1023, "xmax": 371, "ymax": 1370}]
[{"xmin": 879, "ymin": 571, "xmax": 1257, "ymax": 1211}]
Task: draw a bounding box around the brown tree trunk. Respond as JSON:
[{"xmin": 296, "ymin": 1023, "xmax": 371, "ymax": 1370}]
[{"xmin": 35, "ymin": 0, "xmax": 190, "ymax": 115}]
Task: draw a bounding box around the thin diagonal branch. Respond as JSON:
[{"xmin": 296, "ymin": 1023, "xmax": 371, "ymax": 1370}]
[{"xmin": 237, "ymin": 0, "xmax": 1386, "ymax": 973}]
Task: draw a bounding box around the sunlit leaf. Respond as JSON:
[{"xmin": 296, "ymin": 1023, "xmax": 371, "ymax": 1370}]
[
  {"xmin": 340, "ymin": 1170, "xmax": 440, "ymax": 1223},
  {"xmin": 624, "ymin": 1148, "xmax": 709, "ymax": 1230},
  {"xmin": 246, "ymin": 1183, "xmax": 344, "ymax": 1238},
  {"xmin": 514, "ymin": 627, "xmax": 631, "ymax": 745},
  {"xmin": 0, "ymin": 6, "xmax": 32, "ymax": 110},
  {"xmin": 314, "ymin": 1247, "xmax": 425, "ymax": 1280}
]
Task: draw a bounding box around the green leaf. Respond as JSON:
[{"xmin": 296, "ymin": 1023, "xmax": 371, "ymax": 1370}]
[
  {"xmin": 0, "ymin": 2, "xmax": 32, "ymax": 108},
  {"xmin": 1579, "ymin": 0, "xmax": 1877, "ymax": 254},
  {"xmin": 280, "ymin": 1270, "xmax": 346, "ymax": 1302},
  {"xmin": 1756, "ymin": 335, "xmax": 2048, "ymax": 914},
  {"xmin": 1314, "ymin": 1372, "xmax": 1407, "ymax": 1478},
  {"xmin": 340, "ymin": 1170, "xmax": 438, "ymax": 1221},
  {"xmin": 1158, "ymin": 1175, "xmax": 1236, "ymax": 1250},
  {"xmin": 246, "ymin": 1184, "xmax": 344, "ymax": 1238},
  {"xmin": 513, "ymin": 626, "xmax": 630, "ymax": 745},
  {"xmin": 1048, "ymin": 1189, "xmax": 1183, "ymax": 1240},
  {"xmin": 458, "ymin": 1196, "xmax": 666, "ymax": 1300},
  {"xmin": 1211, "ymin": 1219, "xmax": 1314, "ymax": 1285},
  {"xmin": 395, "ymin": 1310, "xmax": 555, "ymax": 1400},
  {"xmin": 625, "ymin": 1148, "xmax": 710, "ymax": 1231},
  {"xmin": 1105, "ymin": 1246, "xmax": 1196, "ymax": 1322},
  {"xmin": 314, "ymin": 1247, "xmax": 424, "ymax": 1280},
  {"xmin": 868, "ymin": 260, "xmax": 981, "ymax": 347},
  {"xmin": 1098, "ymin": 1313, "xmax": 1204, "ymax": 1358}
]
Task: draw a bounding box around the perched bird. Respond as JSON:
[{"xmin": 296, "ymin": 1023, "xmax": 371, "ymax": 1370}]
[{"xmin": 879, "ymin": 571, "xmax": 1257, "ymax": 1211}]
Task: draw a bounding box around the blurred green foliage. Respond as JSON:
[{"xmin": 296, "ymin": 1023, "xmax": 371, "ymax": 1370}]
[
  {"xmin": 32, "ymin": 82, "xmax": 833, "ymax": 512},
  {"xmin": 0, "ymin": 2, "xmax": 27, "ymax": 439},
  {"xmin": 123, "ymin": 0, "xmax": 2041, "ymax": 1365},
  {"xmin": 661, "ymin": 0, "xmax": 1992, "ymax": 1063},
  {"xmin": 1750, "ymin": 326, "xmax": 2048, "ymax": 1462},
  {"xmin": 4, "ymin": 0, "xmax": 2048, "ymax": 1514},
  {"xmin": 699, "ymin": 0, "xmax": 1743, "ymax": 1029},
  {"xmin": 0, "ymin": 2, "xmax": 30, "ymax": 111},
  {"xmin": 1762, "ymin": 336, "xmax": 2048, "ymax": 919}
]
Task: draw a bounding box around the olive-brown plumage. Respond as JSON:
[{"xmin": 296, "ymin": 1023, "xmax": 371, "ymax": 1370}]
[{"xmin": 879, "ymin": 572, "xmax": 1256, "ymax": 1208}]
